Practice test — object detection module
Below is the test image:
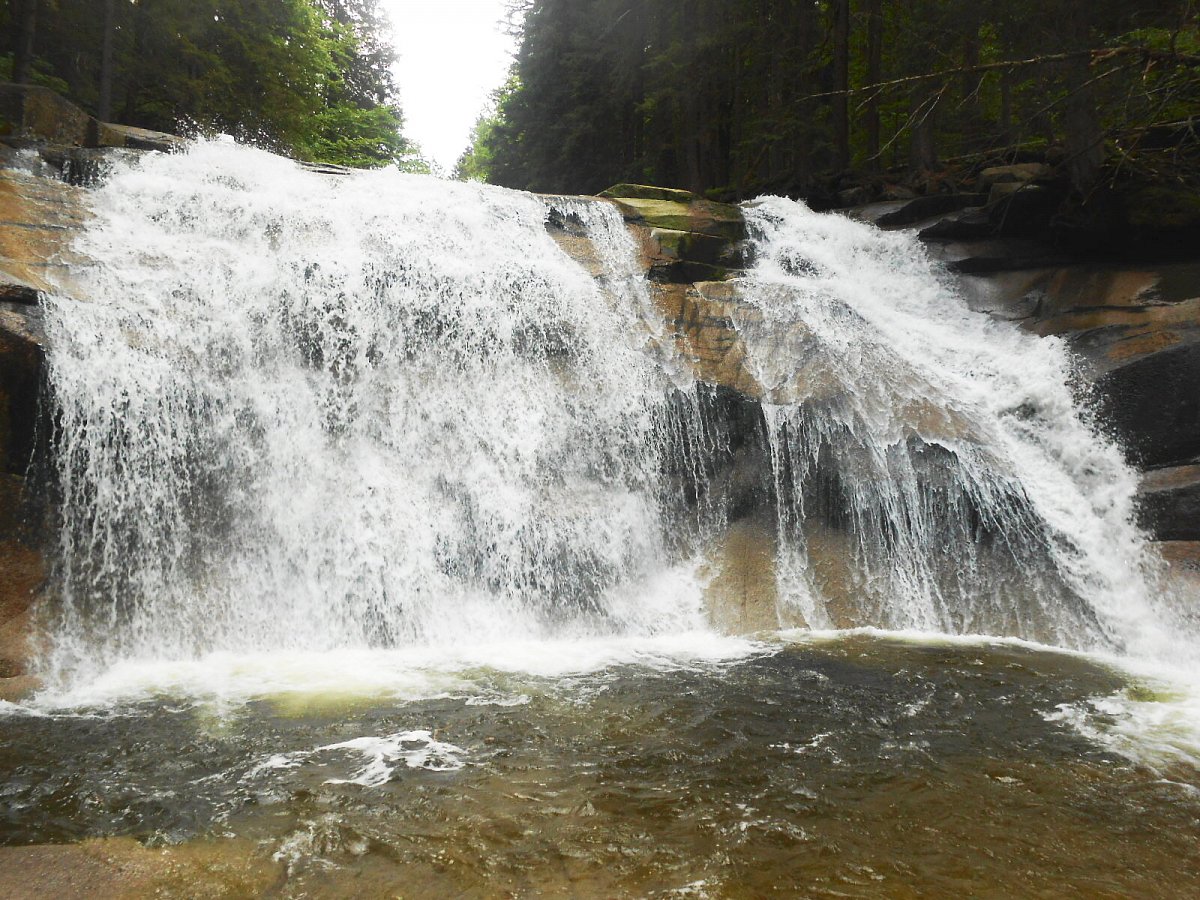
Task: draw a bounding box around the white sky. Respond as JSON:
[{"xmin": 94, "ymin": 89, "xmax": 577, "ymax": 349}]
[{"xmin": 383, "ymin": 0, "xmax": 518, "ymax": 173}]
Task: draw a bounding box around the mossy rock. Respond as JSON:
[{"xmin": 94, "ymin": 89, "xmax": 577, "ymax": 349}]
[
  {"xmin": 599, "ymin": 183, "xmax": 697, "ymax": 203},
  {"xmin": 1120, "ymin": 183, "xmax": 1200, "ymax": 230},
  {"xmin": 609, "ymin": 197, "xmax": 745, "ymax": 242}
]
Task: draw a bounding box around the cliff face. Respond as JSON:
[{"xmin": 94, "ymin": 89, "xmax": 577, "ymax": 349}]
[{"xmin": 1, "ymin": 85, "xmax": 1198, "ymax": 690}]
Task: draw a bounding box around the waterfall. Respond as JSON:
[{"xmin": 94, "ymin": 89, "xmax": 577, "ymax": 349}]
[
  {"xmin": 35, "ymin": 141, "xmax": 1188, "ymax": 692},
  {"xmin": 39, "ymin": 140, "xmax": 716, "ymax": 685},
  {"xmin": 735, "ymin": 197, "xmax": 1171, "ymax": 652}
]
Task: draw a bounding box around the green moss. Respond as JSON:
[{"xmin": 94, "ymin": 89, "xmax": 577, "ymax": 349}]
[
  {"xmin": 599, "ymin": 183, "xmax": 697, "ymax": 203},
  {"xmin": 610, "ymin": 197, "xmax": 745, "ymax": 241},
  {"xmin": 1121, "ymin": 184, "xmax": 1200, "ymax": 229}
]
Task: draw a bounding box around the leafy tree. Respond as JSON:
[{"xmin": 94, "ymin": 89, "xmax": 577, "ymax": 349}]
[{"xmin": 1, "ymin": 0, "xmax": 413, "ymax": 169}]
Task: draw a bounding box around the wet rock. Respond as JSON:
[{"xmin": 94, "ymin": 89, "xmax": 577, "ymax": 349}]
[
  {"xmin": 1096, "ymin": 341, "xmax": 1200, "ymax": 468},
  {"xmin": 1157, "ymin": 540, "xmax": 1200, "ymax": 597},
  {"xmin": 701, "ymin": 516, "xmax": 791, "ymax": 634},
  {"xmin": 0, "ymin": 474, "xmax": 43, "ymax": 684},
  {"xmin": 649, "ymin": 280, "xmax": 762, "ymax": 399},
  {"xmin": 919, "ymin": 208, "xmax": 995, "ymax": 242},
  {"xmin": 1138, "ymin": 465, "xmax": 1200, "ymax": 541},
  {"xmin": 876, "ymin": 193, "xmax": 985, "ymax": 228}
]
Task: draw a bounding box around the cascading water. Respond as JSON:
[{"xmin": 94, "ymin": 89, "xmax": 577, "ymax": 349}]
[
  {"xmin": 39, "ymin": 140, "xmax": 718, "ymax": 687},
  {"xmin": 732, "ymin": 197, "xmax": 1174, "ymax": 653},
  {"xmin": 33, "ymin": 140, "xmax": 1192, "ymax": 695},
  {"xmin": 10, "ymin": 140, "xmax": 1200, "ymax": 895}
]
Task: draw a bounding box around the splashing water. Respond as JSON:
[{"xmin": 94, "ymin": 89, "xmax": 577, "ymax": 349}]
[
  {"xmin": 39, "ymin": 140, "xmax": 717, "ymax": 686},
  {"xmin": 32, "ymin": 142, "xmax": 1195, "ymax": 704},
  {"xmin": 735, "ymin": 197, "xmax": 1178, "ymax": 655}
]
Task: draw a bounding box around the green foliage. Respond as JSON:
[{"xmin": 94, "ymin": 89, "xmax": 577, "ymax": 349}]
[
  {"xmin": 479, "ymin": 0, "xmax": 1196, "ymax": 197},
  {"xmin": 0, "ymin": 0, "xmax": 413, "ymax": 169}
]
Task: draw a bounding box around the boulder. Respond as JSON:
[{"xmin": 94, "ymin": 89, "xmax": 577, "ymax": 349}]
[
  {"xmin": 0, "ymin": 84, "xmax": 91, "ymax": 147},
  {"xmin": 607, "ymin": 196, "xmax": 745, "ymax": 243},
  {"xmin": 92, "ymin": 121, "xmax": 185, "ymax": 154},
  {"xmin": 1096, "ymin": 341, "xmax": 1200, "ymax": 468},
  {"xmin": 978, "ymin": 162, "xmax": 1052, "ymax": 190},
  {"xmin": 1138, "ymin": 465, "xmax": 1200, "ymax": 541},
  {"xmin": 876, "ymin": 193, "xmax": 985, "ymax": 228},
  {"xmin": 599, "ymin": 183, "xmax": 697, "ymax": 203}
]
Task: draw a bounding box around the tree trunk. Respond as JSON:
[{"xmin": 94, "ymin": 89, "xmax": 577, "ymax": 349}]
[
  {"xmin": 864, "ymin": 0, "xmax": 882, "ymax": 169},
  {"xmin": 832, "ymin": 0, "xmax": 851, "ymax": 171},
  {"xmin": 1059, "ymin": 5, "xmax": 1104, "ymax": 195},
  {"xmin": 98, "ymin": 0, "xmax": 117, "ymax": 121},
  {"xmin": 12, "ymin": 0, "xmax": 40, "ymax": 85},
  {"xmin": 1062, "ymin": 57, "xmax": 1105, "ymax": 194},
  {"xmin": 908, "ymin": 82, "xmax": 938, "ymax": 172}
]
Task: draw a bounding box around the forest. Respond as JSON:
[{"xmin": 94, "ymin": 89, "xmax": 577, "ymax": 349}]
[
  {"xmin": 0, "ymin": 0, "xmax": 415, "ymax": 168},
  {"xmin": 458, "ymin": 0, "xmax": 1199, "ymax": 208}
]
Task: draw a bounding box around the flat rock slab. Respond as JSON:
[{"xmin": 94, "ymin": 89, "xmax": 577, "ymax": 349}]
[{"xmin": 609, "ymin": 196, "xmax": 745, "ymax": 242}]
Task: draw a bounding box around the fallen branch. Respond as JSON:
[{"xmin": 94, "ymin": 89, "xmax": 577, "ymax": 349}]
[{"xmin": 798, "ymin": 46, "xmax": 1200, "ymax": 101}]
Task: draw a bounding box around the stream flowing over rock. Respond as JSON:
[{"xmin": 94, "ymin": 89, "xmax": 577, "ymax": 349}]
[
  {"xmin": 5, "ymin": 95, "xmax": 1200, "ymax": 897},
  {"xmin": 0, "ymin": 136, "xmax": 1185, "ymax": 694}
]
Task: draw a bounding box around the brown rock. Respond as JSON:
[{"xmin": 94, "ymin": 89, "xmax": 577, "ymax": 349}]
[
  {"xmin": 0, "ymin": 84, "xmax": 92, "ymax": 147},
  {"xmin": 701, "ymin": 517, "xmax": 783, "ymax": 634}
]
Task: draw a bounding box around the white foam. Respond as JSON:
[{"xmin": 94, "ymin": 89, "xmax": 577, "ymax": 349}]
[{"xmin": 25, "ymin": 631, "xmax": 766, "ymax": 712}]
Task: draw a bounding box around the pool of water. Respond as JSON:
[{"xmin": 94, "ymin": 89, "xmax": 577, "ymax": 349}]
[{"xmin": 3, "ymin": 632, "xmax": 1199, "ymax": 898}]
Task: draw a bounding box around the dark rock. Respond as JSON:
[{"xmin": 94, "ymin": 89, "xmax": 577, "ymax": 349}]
[
  {"xmin": 987, "ymin": 184, "xmax": 1063, "ymax": 237},
  {"xmin": 919, "ymin": 209, "xmax": 995, "ymax": 242},
  {"xmin": 1096, "ymin": 342, "xmax": 1200, "ymax": 468},
  {"xmin": 876, "ymin": 193, "xmax": 985, "ymax": 228},
  {"xmin": 837, "ymin": 186, "xmax": 872, "ymax": 207},
  {"xmin": 978, "ymin": 163, "xmax": 1053, "ymax": 189},
  {"xmin": 1138, "ymin": 464, "xmax": 1200, "ymax": 541}
]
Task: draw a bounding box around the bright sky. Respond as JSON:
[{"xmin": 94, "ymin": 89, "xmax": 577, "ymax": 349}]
[{"xmin": 383, "ymin": 0, "xmax": 518, "ymax": 173}]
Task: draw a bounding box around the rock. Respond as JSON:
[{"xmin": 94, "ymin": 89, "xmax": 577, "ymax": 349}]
[
  {"xmin": 650, "ymin": 280, "xmax": 763, "ymax": 399},
  {"xmin": 92, "ymin": 121, "xmax": 186, "ymax": 154},
  {"xmin": 702, "ymin": 517, "xmax": 796, "ymax": 634},
  {"xmin": 919, "ymin": 208, "xmax": 995, "ymax": 242},
  {"xmin": 1138, "ymin": 464, "xmax": 1200, "ymax": 541},
  {"xmin": 0, "ymin": 269, "xmax": 40, "ymax": 304},
  {"xmin": 650, "ymin": 227, "xmax": 742, "ymax": 268},
  {"xmin": 876, "ymin": 193, "xmax": 985, "ymax": 228},
  {"xmin": 1118, "ymin": 182, "xmax": 1200, "ymax": 231},
  {"xmin": 0, "ymin": 474, "xmax": 43, "ymax": 682},
  {"xmin": 0, "ymin": 84, "xmax": 92, "ymax": 147},
  {"xmin": 599, "ymin": 183, "xmax": 697, "ymax": 203},
  {"xmin": 607, "ymin": 196, "xmax": 745, "ymax": 242},
  {"xmin": 837, "ymin": 186, "xmax": 872, "ymax": 207},
  {"xmin": 0, "ymin": 151, "xmax": 92, "ymax": 295},
  {"xmin": 1157, "ymin": 541, "xmax": 1200, "ymax": 598},
  {"xmin": 1096, "ymin": 341, "xmax": 1200, "ymax": 468},
  {"xmin": 978, "ymin": 162, "xmax": 1052, "ymax": 190},
  {"xmin": 986, "ymin": 183, "xmax": 1061, "ymax": 236}
]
